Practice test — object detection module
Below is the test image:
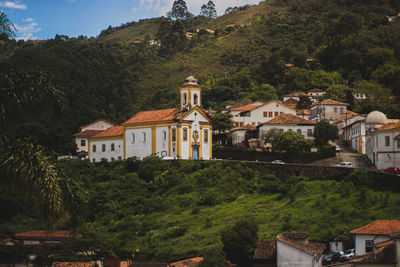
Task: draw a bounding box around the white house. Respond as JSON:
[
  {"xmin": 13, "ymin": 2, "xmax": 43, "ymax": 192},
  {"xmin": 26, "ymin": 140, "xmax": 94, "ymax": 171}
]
[
  {"xmin": 74, "ymin": 119, "xmax": 116, "ymax": 158},
  {"xmin": 89, "ymin": 126, "xmax": 124, "ymax": 162},
  {"xmin": 229, "ymin": 100, "xmax": 297, "ymax": 128},
  {"xmin": 231, "ymin": 124, "xmax": 257, "ymax": 146},
  {"xmin": 258, "ymin": 113, "xmax": 316, "ymax": 143},
  {"xmin": 307, "ymin": 88, "xmax": 325, "ymax": 98},
  {"xmin": 282, "ymin": 92, "xmax": 309, "ymax": 102},
  {"xmin": 122, "ymin": 76, "xmax": 212, "ymax": 160},
  {"xmin": 365, "ymin": 111, "xmax": 400, "ymax": 169},
  {"xmin": 333, "ymin": 111, "xmax": 364, "ymax": 138},
  {"xmin": 343, "ymin": 119, "xmax": 366, "ymax": 154},
  {"xmin": 310, "ymin": 99, "xmax": 348, "ymax": 123},
  {"xmin": 350, "ymin": 220, "xmax": 400, "ymax": 256},
  {"xmin": 276, "ymin": 232, "xmax": 325, "ymax": 267}
]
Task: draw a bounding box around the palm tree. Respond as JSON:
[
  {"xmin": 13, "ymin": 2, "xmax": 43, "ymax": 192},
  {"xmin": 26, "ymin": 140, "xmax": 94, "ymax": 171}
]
[{"xmin": 0, "ymin": 11, "xmax": 16, "ymax": 37}]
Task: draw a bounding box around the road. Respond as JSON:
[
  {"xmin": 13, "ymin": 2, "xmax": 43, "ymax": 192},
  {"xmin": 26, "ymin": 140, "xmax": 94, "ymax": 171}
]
[{"xmin": 335, "ymin": 142, "xmax": 374, "ymax": 169}]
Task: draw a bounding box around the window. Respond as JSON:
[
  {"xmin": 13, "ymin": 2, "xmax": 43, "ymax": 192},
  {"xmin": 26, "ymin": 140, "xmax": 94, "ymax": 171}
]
[
  {"xmin": 111, "ymin": 143, "xmax": 115, "ymax": 151},
  {"xmin": 288, "ymin": 129, "xmax": 293, "ymax": 131},
  {"xmin": 279, "ymin": 129, "xmax": 284, "ymax": 132},
  {"xmin": 132, "ymin": 133, "xmax": 135, "ymax": 144},
  {"xmin": 307, "ymin": 129, "xmax": 313, "ymax": 137},
  {"xmin": 118, "ymin": 156, "xmax": 122, "ymax": 160},
  {"xmin": 183, "ymin": 93, "xmax": 187, "ymax": 105},
  {"xmin": 376, "ymin": 136, "xmax": 378, "ymax": 147},
  {"xmin": 398, "ymin": 140, "xmax": 400, "ymax": 149},
  {"xmin": 340, "ymin": 107, "xmax": 344, "ymax": 113},
  {"xmin": 183, "ymin": 128, "xmax": 188, "ymax": 141},
  {"xmin": 143, "ymin": 132, "xmax": 146, "ymax": 143},
  {"xmin": 263, "ymin": 112, "xmax": 268, "ymax": 117},
  {"xmin": 334, "ymin": 107, "xmax": 338, "ymax": 113},
  {"xmin": 172, "ymin": 129, "xmax": 176, "ymax": 142},
  {"xmin": 92, "ymin": 158, "xmax": 96, "ymax": 162},
  {"xmin": 239, "ymin": 122, "xmax": 244, "ymax": 127},
  {"xmin": 81, "ymin": 140, "xmax": 86, "ymax": 146},
  {"xmin": 92, "ymin": 144, "xmax": 96, "ymax": 152},
  {"xmin": 163, "ymin": 130, "xmax": 167, "ymax": 141},
  {"xmin": 235, "ymin": 122, "xmax": 239, "ymax": 127},
  {"xmin": 274, "ymin": 112, "xmax": 279, "ymax": 117},
  {"xmin": 204, "ymin": 129, "xmax": 209, "ymax": 143},
  {"xmin": 194, "ymin": 94, "xmax": 198, "ymax": 105},
  {"xmin": 280, "ymin": 112, "xmax": 284, "ymax": 115},
  {"xmin": 297, "ymin": 129, "xmax": 302, "ymax": 134},
  {"xmin": 269, "ymin": 112, "xmax": 273, "ymax": 117},
  {"xmin": 111, "ymin": 157, "xmax": 115, "ymax": 162},
  {"xmin": 102, "ymin": 144, "xmax": 106, "ymax": 152},
  {"xmin": 385, "ymin": 136, "xmax": 390, "ymax": 146},
  {"xmin": 365, "ymin": 240, "xmax": 374, "ymax": 253}
]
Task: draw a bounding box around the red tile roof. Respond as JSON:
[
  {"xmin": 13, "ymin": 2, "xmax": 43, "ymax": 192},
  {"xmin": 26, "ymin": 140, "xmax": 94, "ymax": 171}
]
[
  {"xmin": 123, "ymin": 108, "xmax": 178, "ymax": 125},
  {"xmin": 296, "ymin": 109, "xmax": 310, "ymax": 115},
  {"xmin": 169, "ymin": 257, "xmax": 203, "ymax": 267},
  {"xmin": 52, "ymin": 263, "xmax": 96, "ymax": 267},
  {"xmin": 312, "ymin": 99, "xmax": 349, "ymax": 106},
  {"xmin": 350, "ymin": 220, "xmax": 400, "ymax": 235},
  {"xmin": 375, "ymin": 240, "xmax": 394, "ymax": 248},
  {"xmin": 92, "ymin": 126, "xmax": 123, "ymax": 138},
  {"xmin": 283, "ymin": 98, "xmax": 299, "ymax": 106},
  {"xmin": 253, "ymin": 240, "xmax": 277, "ymax": 260},
  {"xmin": 276, "ymin": 233, "xmax": 325, "ymax": 255},
  {"xmin": 230, "ymin": 104, "xmax": 263, "ymax": 112},
  {"xmin": 377, "ymin": 121, "xmax": 400, "ymax": 131},
  {"xmin": 262, "ymin": 113, "xmax": 316, "ymax": 125},
  {"xmin": 74, "ymin": 130, "xmax": 104, "ymax": 137},
  {"xmin": 349, "ymin": 244, "xmax": 395, "ymax": 264},
  {"xmin": 308, "ymin": 88, "xmax": 324, "ymax": 92},
  {"xmin": 285, "ymin": 92, "xmax": 308, "ymax": 97},
  {"xmin": 14, "ymin": 230, "xmax": 78, "ymax": 240},
  {"xmin": 232, "ymin": 124, "xmax": 257, "ymax": 132}
]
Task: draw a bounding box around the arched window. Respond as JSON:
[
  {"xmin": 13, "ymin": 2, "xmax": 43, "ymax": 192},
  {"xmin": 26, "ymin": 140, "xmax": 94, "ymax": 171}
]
[
  {"xmin": 111, "ymin": 143, "xmax": 115, "ymax": 151},
  {"xmin": 143, "ymin": 132, "xmax": 146, "ymax": 143},
  {"xmin": 172, "ymin": 128, "xmax": 176, "ymax": 142},
  {"xmin": 183, "ymin": 93, "xmax": 187, "ymax": 105},
  {"xmin": 92, "ymin": 144, "xmax": 96, "ymax": 152},
  {"xmin": 193, "ymin": 94, "xmax": 198, "ymax": 105},
  {"xmin": 183, "ymin": 128, "xmax": 188, "ymax": 141},
  {"xmin": 204, "ymin": 129, "xmax": 208, "ymax": 143},
  {"xmin": 102, "ymin": 144, "xmax": 106, "ymax": 152},
  {"xmin": 132, "ymin": 133, "xmax": 135, "ymax": 144},
  {"xmin": 297, "ymin": 129, "xmax": 302, "ymax": 134},
  {"xmin": 307, "ymin": 129, "xmax": 313, "ymax": 137},
  {"xmin": 163, "ymin": 130, "xmax": 167, "ymax": 141}
]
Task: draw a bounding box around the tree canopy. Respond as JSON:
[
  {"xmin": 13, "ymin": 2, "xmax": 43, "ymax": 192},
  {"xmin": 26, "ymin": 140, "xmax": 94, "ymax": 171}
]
[
  {"xmin": 167, "ymin": 0, "xmax": 190, "ymax": 20},
  {"xmin": 313, "ymin": 120, "xmax": 339, "ymax": 146}
]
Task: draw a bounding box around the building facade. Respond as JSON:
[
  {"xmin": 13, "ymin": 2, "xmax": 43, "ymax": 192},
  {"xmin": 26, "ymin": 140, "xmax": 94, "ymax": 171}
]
[
  {"xmin": 310, "ymin": 99, "xmax": 348, "ymax": 123},
  {"xmin": 343, "ymin": 119, "xmax": 366, "ymax": 154},
  {"xmin": 89, "ymin": 126, "xmax": 124, "ymax": 162}
]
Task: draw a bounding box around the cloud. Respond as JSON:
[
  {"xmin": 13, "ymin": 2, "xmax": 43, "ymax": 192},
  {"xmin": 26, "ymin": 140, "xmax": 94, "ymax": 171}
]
[
  {"xmin": 15, "ymin": 18, "xmax": 41, "ymax": 41},
  {"xmin": 135, "ymin": 0, "xmax": 261, "ymax": 17},
  {"xmin": 0, "ymin": 1, "xmax": 27, "ymax": 10}
]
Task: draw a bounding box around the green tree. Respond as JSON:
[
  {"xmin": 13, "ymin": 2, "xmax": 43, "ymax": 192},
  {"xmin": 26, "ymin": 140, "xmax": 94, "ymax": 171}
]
[
  {"xmin": 221, "ymin": 218, "xmax": 259, "ymax": 267},
  {"xmin": 211, "ymin": 113, "xmax": 234, "ymax": 133},
  {"xmin": 0, "ymin": 11, "xmax": 15, "ymax": 37},
  {"xmin": 167, "ymin": 0, "xmax": 189, "ymax": 20},
  {"xmin": 311, "ymin": 70, "xmax": 342, "ymax": 89},
  {"xmin": 296, "ymin": 95, "xmax": 312, "ymax": 109},
  {"xmin": 272, "ymin": 131, "xmax": 310, "ymax": 154},
  {"xmin": 200, "ymin": 1, "xmax": 217, "ymax": 18},
  {"xmin": 158, "ymin": 19, "xmax": 187, "ymax": 57},
  {"xmin": 354, "ymin": 80, "xmax": 392, "ymax": 101},
  {"xmin": 371, "ymin": 63, "xmax": 400, "ymax": 96},
  {"xmin": 262, "ymin": 128, "xmax": 282, "ymax": 145},
  {"xmin": 313, "ymin": 120, "xmax": 338, "ymax": 146},
  {"xmin": 325, "ymin": 84, "xmax": 350, "ymax": 102},
  {"xmin": 248, "ymin": 83, "xmax": 278, "ymax": 102}
]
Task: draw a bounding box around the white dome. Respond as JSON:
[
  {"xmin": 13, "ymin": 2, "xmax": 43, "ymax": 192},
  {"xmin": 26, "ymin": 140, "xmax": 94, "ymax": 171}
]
[
  {"xmin": 366, "ymin": 111, "xmax": 388, "ymax": 124},
  {"xmin": 183, "ymin": 76, "xmax": 198, "ymax": 85}
]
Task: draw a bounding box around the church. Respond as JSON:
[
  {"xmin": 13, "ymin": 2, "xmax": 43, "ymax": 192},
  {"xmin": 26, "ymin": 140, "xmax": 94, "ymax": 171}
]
[{"xmin": 87, "ymin": 76, "xmax": 212, "ymax": 162}]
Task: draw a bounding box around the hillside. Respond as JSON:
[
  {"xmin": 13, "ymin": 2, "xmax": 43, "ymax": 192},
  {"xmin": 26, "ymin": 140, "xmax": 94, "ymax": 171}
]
[
  {"xmin": 1, "ymin": 0, "xmax": 400, "ymax": 153},
  {"xmin": 1, "ymin": 159, "xmax": 400, "ymax": 263}
]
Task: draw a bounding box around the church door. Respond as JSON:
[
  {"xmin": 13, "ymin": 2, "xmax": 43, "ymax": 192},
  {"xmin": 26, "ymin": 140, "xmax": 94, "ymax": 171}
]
[{"xmin": 193, "ymin": 147, "xmax": 199, "ymax": 160}]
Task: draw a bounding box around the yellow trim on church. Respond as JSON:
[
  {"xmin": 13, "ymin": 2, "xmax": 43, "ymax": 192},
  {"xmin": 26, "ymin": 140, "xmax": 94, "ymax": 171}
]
[
  {"xmin": 177, "ymin": 125, "xmax": 181, "ymax": 158},
  {"xmin": 168, "ymin": 126, "xmax": 171, "ymax": 157},
  {"xmin": 152, "ymin": 125, "xmax": 157, "ymax": 154},
  {"xmin": 200, "ymin": 127, "xmax": 203, "ymax": 159}
]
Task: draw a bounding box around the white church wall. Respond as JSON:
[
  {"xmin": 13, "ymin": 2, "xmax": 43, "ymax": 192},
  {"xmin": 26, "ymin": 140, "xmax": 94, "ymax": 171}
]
[
  {"xmin": 125, "ymin": 127, "xmax": 152, "ymax": 159},
  {"xmin": 90, "ymin": 138, "xmax": 123, "ymax": 162},
  {"xmin": 156, "ymin": 126, "xmax": 169, "ymax": 158}
]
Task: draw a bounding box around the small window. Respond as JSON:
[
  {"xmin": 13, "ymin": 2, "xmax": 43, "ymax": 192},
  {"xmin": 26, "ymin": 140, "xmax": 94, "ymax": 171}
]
[
  {"xmin": 102, "ymin": 144, "xmax": 106, "ymax": 152},
  {"xmin": 279, "ymin": 129, "xmax": 284, "ymax": 132},
  {"xmin": 269, "ymin": 112, "xmax": 273, "ymax": 117},
  {"xmin": 132, "ymin": 133, "xmax": 135, "ymax": 144},
  {"xmin": 111, "ymin": 157, "xmax": 115, "ymax": 162},
  {"xmin": 385, "ymin": 136, "xmax": 390, "ymax": 146},
  {"xmin": 235, "ymin": 122, "xmax": 239, "ymax": 127},
  {"xmin": 143, "ymin": 132, "xmax": 146, "ymax": 143},
  {"xmin": 194, "ymin": 94, "xmax": 198, "ymax": 105},
  {"xmin": 183, "ymin": 128, "xmax": 188, "ymax": 141},
  {"xmin": 92, "ymin": 144, "xmax": 96, "ymax": 152},
  {"xmin": 163, "ymin": 130, "xmax": 167, "ymax": 141},
  {"xmin": 340, "ymin": 107, "xmax": 344, "ymax": 113},
  {"xmin": 118, "ymin": 156, "xmax": 122, "ymax": 160},
  {"xmin": 365, "ymin": 240, "xmax": 374, "ymax": 253},
  {"xmin": 92, "ymin": 158, "xmax": 96, "ymax": 162},
  {"xmin": 239, "ymin": 122, "xmax": 244, "ymax": 127},
  {"xmin": 274, "ymin": 112, "xmax": 279, "ymax": 117},
  {"xmin": 307, "ymin": 129, "xmax": 313, "ymax": 137},
  {"xmin": 297, "ymin": 129, "xmax": 302, "ymax": 134},
  {"xmin": 280, "ymin": 112, "xmax": 284, "ymax": 115},
  {"xmin": 263, "ymin": 112, "xmax": 268, "ymax": 117},
  {"xmin": 81, "ymin": 140, "xmax": 86, "ymax": 146},
  {"xmin": 334, "ymin": 107, "xmax": 338, "ymax": 113},
  {"xmin": 172, "ymin": 129, "xmax": 176, "ymax": 142},
  {"xmin": 397, "ymin": 140, "xmax": 400, "ymax": 148},
  {"xmin": 183, "ymin": 93, "xmax": 187, "ymax": 105},
  {"xmin": 204, "ymin": 129, "xmax": 209, "ymax": 143},
  {"xmin": 111, "ymin": 143, "xmax": 115, "ymax": 151}
]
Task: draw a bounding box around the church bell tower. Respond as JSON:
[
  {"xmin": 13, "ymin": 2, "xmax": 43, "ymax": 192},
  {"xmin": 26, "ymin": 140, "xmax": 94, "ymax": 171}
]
[{"xmin": 180, "ymin": 76, "xmax": 202, "ymax": 111}]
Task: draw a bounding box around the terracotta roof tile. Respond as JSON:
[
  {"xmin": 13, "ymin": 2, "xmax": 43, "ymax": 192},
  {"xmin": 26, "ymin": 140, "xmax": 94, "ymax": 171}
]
[
  {"xmin": 296, "ymin": 109, "xmax": 310, "ymax": 115},
  {"xmin": 377, "ymin": 121, "xmax": 400, "ymax": 131},
  {"xmin": 230, "ymin": 104, "xmax": 263, "ymax": 112},
  {"xmin": 350, "ymin": 220, "xmax": 400, "ymax": 235},
  {"xmin": 14, "ymin": 230, "xmax": 78, "ymax": 240},
  {"xmin": 74, "ymin": 130, "xmax": 104, "ymax": 137},
  {"xmin": 285, "ymin": 92, "xmax": 308, "ymax": 97},
  {"xmin": 308, "ymin": 88, "xmax": 324, "ymax": 92},
  {"xmin": 52, "ymin": 263, "xmax": 96, "ymax": 267},
  {"xmin": 92, "ymin": 126, "xmax": 123, "ymax": 138},
  {"xmin": 349, "ymin": 244, "xmax": 395, "ymax": 264},
  {"xmin": 253, "ymin": 240, "xmax": 277, "ymax": 260},
  {"xmin": 283, "ymin": 98, "xmax": 299, "ymax": 106},
  {"xmin": 123, "ymin": 108, "xmax": 178, "ymax": 125},
  {"xmin": 232, "ymin": 124, "xmax": 257, "ymax": 132},
  {"xmin": 276, "ymin": 232, "xmax": 325, "ymax": 255},
  {"xmin": 312, "ymin": 99, "xmax": 349, "ymax": 106},
  {"xmin": 375, "ymin": 240, "xmax": 394, "ymax": 248},
  {"xmin": 169, "ymin": 257, "xmax": 203, "ymax": 267},
  {"xmin": 262, "ymin": 113, "xmax": 316, "ymax": 125}
]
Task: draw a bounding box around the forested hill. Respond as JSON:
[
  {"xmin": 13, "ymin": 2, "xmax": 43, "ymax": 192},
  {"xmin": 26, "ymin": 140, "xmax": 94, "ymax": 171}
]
[{"xmin": 1, "ymin": 0, "xmax": 400, "ymax": 153}]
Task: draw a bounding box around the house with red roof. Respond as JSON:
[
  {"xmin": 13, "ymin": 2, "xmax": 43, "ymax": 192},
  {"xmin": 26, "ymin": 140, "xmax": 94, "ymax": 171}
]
[
  {"xmin": 310, "ymin": 99, "xmax": 349, "ymax": 123},
  {"xmin": 3, "ymin": 230, "xmax": 80, "ymax": 246},
  {"xmin": 74, "ymin": 119, "xmax": 116, "ymax": 158},
  {"xmin": 119, "ymin": 76, "xmax": 212, "ymax": 160},
  {"xmin": 89, "ymin": 126, "xmax": 124, "ymax": 162},
  {"xmin": 350, "ymin": 220, "xmax": 400, "ymax": 256},
  {"xmin": 228, "ymin": 100, "xmax": 297, "ymax": 128}
]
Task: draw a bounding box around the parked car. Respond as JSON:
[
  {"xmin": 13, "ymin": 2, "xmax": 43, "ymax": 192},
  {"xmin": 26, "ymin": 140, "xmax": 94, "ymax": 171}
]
[
  {"xmin": 337, "ymin": 162, "xmax": 352, "ymax": 167},
  {"xmin": 322, "ymin": 252, "xmax": 343, "ymax": 265},
  {"xmin": 272, "ymin": 160, "xmax": 285, "ymax": 164},
  {"xmin": 385, "ymin": 167, "xmax": 400, "ymax": 175},
  {"xmin": 335, "ymin": 146, "xmax": 342, "ymax": 152},
  {"xmin": 339, "ymin": 248, "xmax": 355, "ymax": 261}
]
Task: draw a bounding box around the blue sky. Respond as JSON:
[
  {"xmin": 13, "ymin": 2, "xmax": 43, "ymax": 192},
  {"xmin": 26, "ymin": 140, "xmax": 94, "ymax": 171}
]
[{"xmin": 0, "ymin": 0, "xmax": 261, "ymax": 40}]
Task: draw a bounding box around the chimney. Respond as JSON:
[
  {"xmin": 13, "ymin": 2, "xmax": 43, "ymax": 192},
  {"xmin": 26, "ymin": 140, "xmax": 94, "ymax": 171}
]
[{"xmin": 392, "ymin": 232, "xmax": 400, "ymax": 267}]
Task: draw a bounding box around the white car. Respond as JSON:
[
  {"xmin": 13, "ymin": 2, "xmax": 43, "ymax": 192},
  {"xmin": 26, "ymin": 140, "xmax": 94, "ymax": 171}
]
[
  {"xmin": 340, "ymin": 248, "xmax": 355, "ymax": 261},
  {"xmin": 272, "ymin": 160, "xmax": 285, "ymax": 164},
  {"xmin": 335, "ymin": 146, "xmax": 342, "ymax": 152},
  {"xmin": 337, "ymin": 162, "xmax": 352, "ymax": 167}
]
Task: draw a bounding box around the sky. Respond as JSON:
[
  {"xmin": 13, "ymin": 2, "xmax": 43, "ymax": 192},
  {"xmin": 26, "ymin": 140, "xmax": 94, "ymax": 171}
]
[{"xmin": 0, "ymin": 0, "xmax": 261, "ymax": 40}]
